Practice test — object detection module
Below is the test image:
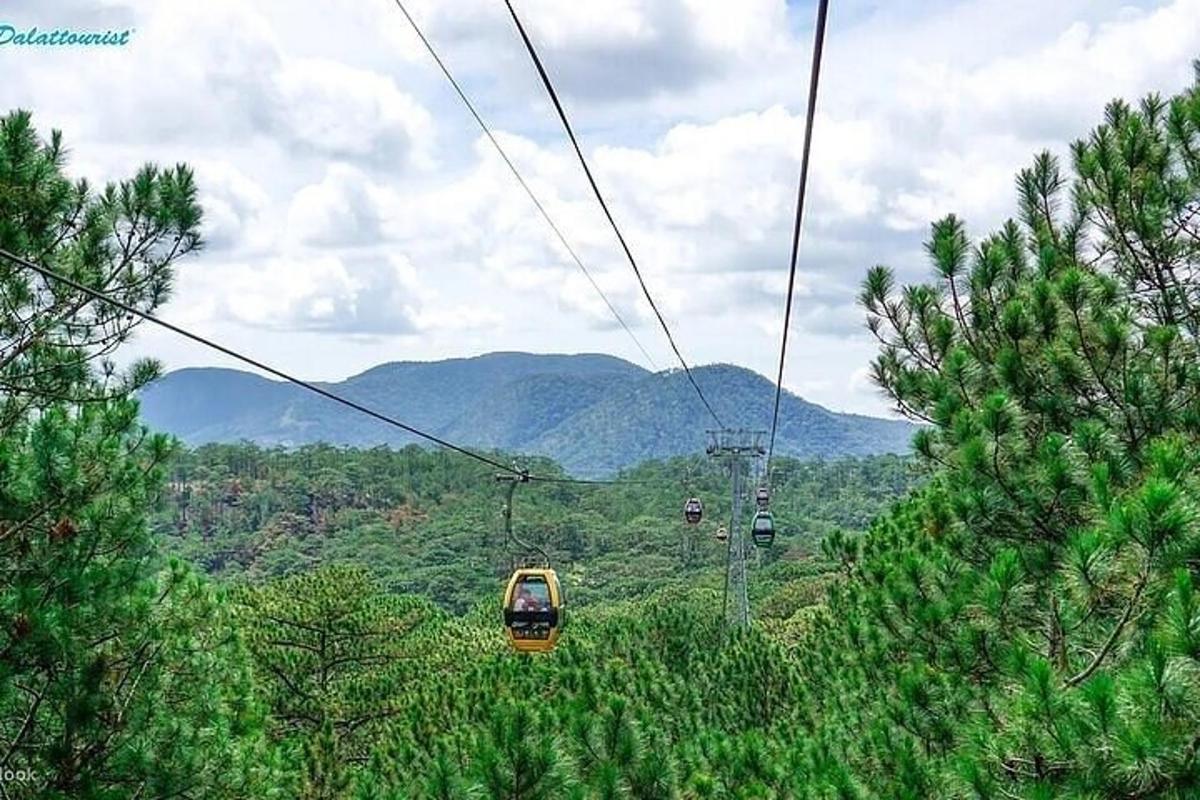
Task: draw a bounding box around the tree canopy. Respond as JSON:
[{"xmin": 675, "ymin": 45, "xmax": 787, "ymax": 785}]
[{"xmin": 2, "ymin": 59, "xmax": 1200, "ymax": 800}]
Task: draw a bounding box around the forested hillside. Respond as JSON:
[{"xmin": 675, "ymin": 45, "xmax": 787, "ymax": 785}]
[
  {"xmin": 151, "ymin": 443, "xmax": 915, "ymax": 611},
  {"xmin": 3, "ymin": 59, "xmax": 1200, "ymax": 800},
  {"xmin": 139, "ymin": 356, "xmax": 916, "ymax": 475}
]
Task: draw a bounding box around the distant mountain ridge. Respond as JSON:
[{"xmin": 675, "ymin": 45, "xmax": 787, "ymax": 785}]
[{"xmin": 138, "ymin": 352, "xmax": 915, "ymax": 476}]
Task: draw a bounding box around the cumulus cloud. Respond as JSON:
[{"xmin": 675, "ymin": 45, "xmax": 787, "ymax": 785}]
[
  {"xmin": 195, "ymin": 161, "xmax": 274, "ymax": 253},
  {"xmin": 270, "ymin": 58, "xmax": 434, "ymax": 169},
  {"xmin": 287, "ymin": 165, "xmax": 387, "ymax": 247},
  {"xmin": 11, "ymin": 0, "xmax": 1200, "ymax": 416},
  {"xmin": 392, "ymin": 0, "xmax": 793, "ymax": 103},
  {"xmin": 1, "ymin": 0, "xmax": 435, "ymax": 174},
  {"xmin": 209, "ymin": 254, "xmax": 423, "ymax": 336}
]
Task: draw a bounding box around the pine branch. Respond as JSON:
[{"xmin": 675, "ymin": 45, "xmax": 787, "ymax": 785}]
[{"xmin": 1063, "ymin": 562, "xmax": 1149, "ymax": 688}]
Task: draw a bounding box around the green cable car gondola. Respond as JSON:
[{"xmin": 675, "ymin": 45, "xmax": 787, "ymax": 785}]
[
  {"xmin": 715, "ymin": 525, "xmax": 728, "ymax": 542},
  {"xmin": 751, "ymin": 511, "xmax": 775, "ymax": 547}
]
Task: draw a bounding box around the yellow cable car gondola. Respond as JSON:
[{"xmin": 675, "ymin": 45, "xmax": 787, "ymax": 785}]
[{"xmin": 503, "ymin": 567, "xmax": 564, "ymax": 653}]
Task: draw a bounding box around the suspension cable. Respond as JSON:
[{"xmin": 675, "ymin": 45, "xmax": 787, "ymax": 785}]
[
  {"xmin": 390, "ymin": 0, "xmax": 658, "ymax": 371},
  {"xmin": 766, "ymin": 0, "xmax": 831, "ymax": 471},
  {"xmin": 502, "ymin": 0, "xmax": 724, "ymax": 428},
  {"xmin": 0, "ymin": 247, "xmax": 637, "ymax": 486}
]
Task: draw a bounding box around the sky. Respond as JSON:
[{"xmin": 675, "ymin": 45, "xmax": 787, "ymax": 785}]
[{"xmin": 2, "ymin": 0, "xmax": 1199, "ymax": 416}]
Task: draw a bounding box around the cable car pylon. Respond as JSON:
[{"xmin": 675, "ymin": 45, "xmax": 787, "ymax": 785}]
[{"xmin": 706, "ymin": 429, "xmax": 766, "ymax": 629}]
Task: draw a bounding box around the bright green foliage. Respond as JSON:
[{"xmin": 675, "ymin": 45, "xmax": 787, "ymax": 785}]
[
  {"xmin": 153, "ymin": 442, "xmax": 916, "ymax": 611},
  {"xmin": 235, "ymin": 566, "xmax": 469, "ymax": 798},
  {"xmin": 134, "ymin": 420, "xmax": 911, "ymax": 799},
  {"xmin": 0, "ymin": 110, "xmax": 274, "ymax": 798},
  {"xmin": 8, "ymin": 62, "xmax": 1200, "ymax": 800},
  {"xmin": 784, "ymin": 65, "xmax": 1200, "ymax": 797},
  {"xmin": 260, "ymin": 577, "xmax": 816, "ymax": 799},
  {"xmin": 0, "ymin": 109, "xmax": 198, "ymax": 417}
]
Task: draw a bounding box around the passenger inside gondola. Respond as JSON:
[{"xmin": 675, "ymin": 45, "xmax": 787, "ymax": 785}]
[
  {"xmin": 514, "ymin": 580, "xmax": 549, "ymax": 610},
  {"xmin": 510, "ymin": 576, "xmax": 552, "ymax": 639}
]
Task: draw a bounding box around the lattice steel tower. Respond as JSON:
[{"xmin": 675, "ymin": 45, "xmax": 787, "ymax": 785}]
[{"xmin": 707, "ymin": 429, "xmax": 765, "ymax": 629}]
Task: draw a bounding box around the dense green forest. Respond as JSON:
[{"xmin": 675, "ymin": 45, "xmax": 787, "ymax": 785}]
[
  {"xmin": 152, "ymin": 443, "xmax": 914, "ymax": 611},
  {"xmin": 3, "ymin": 63, "xmax": 1200, "ymax": 799}
]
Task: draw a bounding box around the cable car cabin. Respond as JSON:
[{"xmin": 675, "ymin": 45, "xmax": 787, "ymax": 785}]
[
  {"xmin": 715, "ymin": 525, "xmax": 728, "ymax": 542},
  {"xmin": 503, "ymin": 568, "xmax": 564, "ymax": 653},
  {"xmin": 755, "ymin": 486, "xmax": 770, "ymax": 510},
  {"xmin": 751, "ymin": 511, "xmax": 775, "ymax": 547},
  {"xmin": 684, "ymin": 497, "xmax": 703, "ymax": 525}
]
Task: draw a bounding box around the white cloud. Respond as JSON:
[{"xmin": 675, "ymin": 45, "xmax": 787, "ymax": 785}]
[
  {"xmin": 398, "ymin": 0, "xmax": 792, "ymax": 103},
  {"xmin": 213, "ymin": 253, "xmax": 425, "ymax": 336},
  {"xmin": 11, "ymin": 0, "xmax": 1197, "ymax": 417},
  {"xmin": 2, "ymin": 0, "xmax": 436, "ymax": 175},
  {"xmin": 195, "ymin": 160, "xmax": 275, "ymax": 253},
  {"xmin": 287, "ymin": 165, "xmax": 387, "ymax": 247},
  {"xmin": 269, "ymin": 57, "xmax": 435, "ymax": 169}
]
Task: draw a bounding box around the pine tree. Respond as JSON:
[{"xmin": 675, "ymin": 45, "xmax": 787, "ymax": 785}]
[
  {"xmin": 0, "ymin": 109, "xmax": 274, "ymax": 798},
  {"xmin": 786, "ymin": 62, "xmax": 1200, "ymax": 797},
  {"xmin": 235, "ymin": 565, "xmax": 451, "ymax": 797}
]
